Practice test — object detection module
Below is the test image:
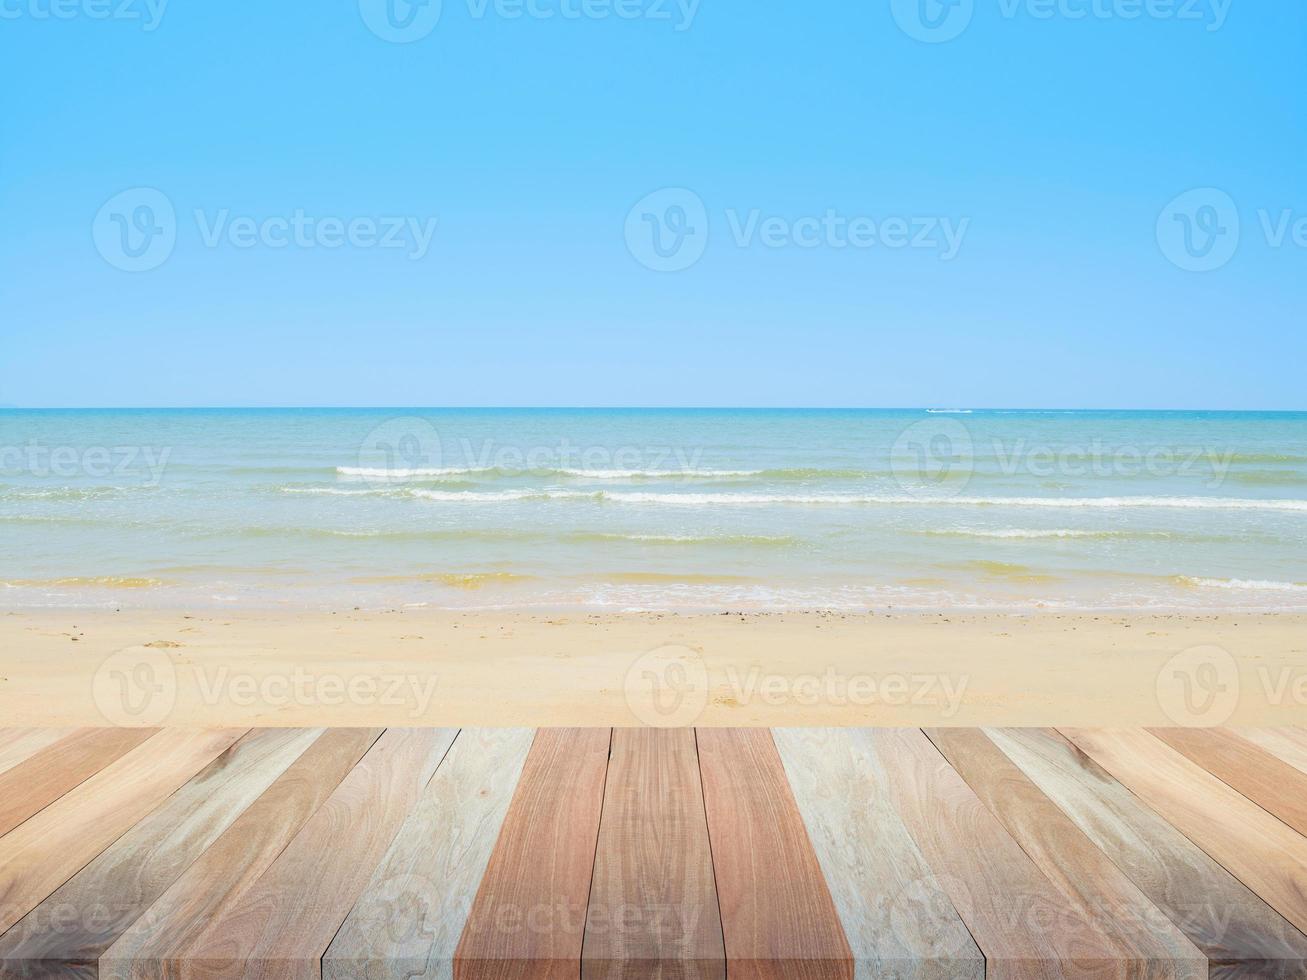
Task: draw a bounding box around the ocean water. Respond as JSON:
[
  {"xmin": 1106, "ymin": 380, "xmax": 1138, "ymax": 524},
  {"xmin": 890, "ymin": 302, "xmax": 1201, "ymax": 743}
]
[{"xmin": 2, "ymin": 408, "xmax": 1306, "ymax": 611}]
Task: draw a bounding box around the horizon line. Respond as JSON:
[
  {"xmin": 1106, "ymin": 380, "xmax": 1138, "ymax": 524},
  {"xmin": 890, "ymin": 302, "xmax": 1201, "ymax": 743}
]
[{"xmin": 3, "ymin": 406, "xmax": 1307, "ymax": 414}]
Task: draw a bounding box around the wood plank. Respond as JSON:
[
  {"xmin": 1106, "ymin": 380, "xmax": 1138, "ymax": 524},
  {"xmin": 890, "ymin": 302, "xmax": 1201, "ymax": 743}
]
[
  {"xmin": 1150, "ymin": 728, "xmax": 1307, "ymax": 836},
  {"xmin": 695, "ymin": 728, "xmax": 852, "ymax": 980},
  {"xmin": 178, "ymin": 728, "xmax": 457, "ymax": 980},
  {"xmin": 873, "ymin": 728, "xmax": 1122, "ymax": 979},
  {"xmin": 0, "ymin": 728, "xmax": 158, "ymax": 838},
  {"xmin": 101, "ymin": 728, "xmax": 384, "ymax": 980},
  {"xmin": 0, "ymin": 730, "xmax": 78, "ymax": 780},
  {"xmin": 0, "ymin": 729, "xmax": 320, "ymax": 979},
  {"xmin": 0, "ymin": 730, "xmax": 245, "ymax": 938},
  {"xmin": 1239, "ymin": 728, "xmax": 1307, "ymax": 776},
  {"xmin": 582, "ymin": 728, "xmax": 724, "ymax": 980},
  {"xmin": 990, "ymin": 727, "xmax": 1307, "ymax": 979},
  {"xmin": 323, "ymin": 728, "xmax": 535, "ymax": 980},
  {"xmin": 773, "ymin": 728, "xmax": 984, "ymax": 980},
  {"xmin": 926, "ymin": 728, "xmax": 1205, "ymax": 979},
  {"xmin": 1061, "ymin": 728, "xmax": 1307, "ymax": 938},
  {"xmin": 453, "ymin": 728, "xmax": 611, "ymax": 980}
]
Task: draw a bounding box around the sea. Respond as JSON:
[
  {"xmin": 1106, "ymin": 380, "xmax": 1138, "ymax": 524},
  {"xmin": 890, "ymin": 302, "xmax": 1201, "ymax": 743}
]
[{"xmin": 2, "ymin": 408, "xmax": 1305, "ymax": 612}]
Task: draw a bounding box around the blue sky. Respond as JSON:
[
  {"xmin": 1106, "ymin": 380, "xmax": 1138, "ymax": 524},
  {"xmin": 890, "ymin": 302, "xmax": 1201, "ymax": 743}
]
[{"xmin": 2, "ymin": 1, "xmax": 1304, "ymax": 408}]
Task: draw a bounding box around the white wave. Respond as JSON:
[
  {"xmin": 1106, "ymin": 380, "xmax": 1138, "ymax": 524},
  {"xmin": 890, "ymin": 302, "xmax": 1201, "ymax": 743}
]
[
  {"xmin": 409, "ymin": 489, "xmax": 592, "ymax": 502},
  {"xmin": 337, "ymin": 466, "xmax": 496, "ymax": 478},
  {"xmin": 600, "ymin": 493, "xmax": 1307, "ymax": 511},
  {"xmin": 1178, "ymin": 576, "xmax": 1307, "ymax": 592},
  {"xmin": 292, "ymin": 486, "xmax": 1307, "ymax": 511},
  {"xmin": 337, "ymin": 465, "xmax": 762, "ymax": 480},
  {"xmin": 926, "ymin": 408, "xmax": 973, "ymax": 414},
  {"xmin": 555, "ymin": 468, "xmax": 762, "ymax": 479}
]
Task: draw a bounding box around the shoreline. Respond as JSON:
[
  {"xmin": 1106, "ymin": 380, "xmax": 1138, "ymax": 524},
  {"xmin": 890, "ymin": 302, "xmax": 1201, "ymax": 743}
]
[{"xmin": 3, "ymin": 608, "xmax": 1305, "ymax": 727}]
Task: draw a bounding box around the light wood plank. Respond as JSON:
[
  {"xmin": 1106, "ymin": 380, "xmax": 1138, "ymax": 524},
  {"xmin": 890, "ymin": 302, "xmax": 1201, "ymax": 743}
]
[
  {"xmin": 1062, "ymin": 728, "xmax": 1307, "ymax": 938},
  {"xmin": 582, "ymin": 728, "xmax": 724, "ymax": 980},
  {"xmin": 0, "ymin": 730, "xmax": 78, "ymax": 780},
  {"xmin": 322, "ymin": 728, "xmax": 535, "ymax": 980},
  {"xmin": 873, "ymin": 728, "xmax": 1123, "ymax": 979},
  {"xmin": 1150, "ymin": 728, "xmax": 1307, "ymax": 836},
  {"xmin": 990, "ymin": 727, "xmax": 1307, "ymax": 979},
  {"xmin": 0, "ymin": 729, "xmax": 319, "ymax": 978},
  {"xmin": 0, "ymin": 730, "xmax": 245, "ymax": 937},
  {"xmin": 696, "ymin": 728, "xmax": 851, "ymax": 980},
  {"xmin": 179, "ymin": 728, "xmax": 457, "ymax": 980},
  {"xmin": 773, "ymin": 729, "xmax": 984, "ymax": 980},
  {"xmin": 1239, "ymin": 729, "xmax": 1307, "ymax": 776},
  {"xmin": 454, "ymin": 728, "xmax": 611, "ymax": 980},
  {"xmin": 101, "ymin": 728, "xmax": 383, "ymax": 980},
  {"xmin": 0, "ymin": 728, "xmax": 158, "ymax": 838},
  {"xmin": 926, "ymin": 728, "xmax": 1205, "ymax": 979}
]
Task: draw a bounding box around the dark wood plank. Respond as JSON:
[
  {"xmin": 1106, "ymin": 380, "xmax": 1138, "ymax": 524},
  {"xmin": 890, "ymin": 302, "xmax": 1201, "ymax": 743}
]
[
  {"xmin": 991, "ymin": 727, "xmax": 1307, "ymax": 979},
  {"xmin": 0, "ymin": 728, "xmax": 158, "ymax": 838},
  {"xmin": 1062, "ymin": 728, "xmax": 1307, "ymax": 938},
  {"xmin": 0, "ymin": 729, "xmax": 318, "ymax": 979},
  {"xmin": 179, "ymin": 728, "xmax": 457, "ymax": 980},
  {"xmin": 323, "ymin": 728, "xmax": 536, "ymax": 980},
  {"xmin": 695, "ymin": 729, "xmax": 852, "ymax": 980},
  {"xmin": 582, "ymin": 728, "xmax": 724, "ymax": 980},
  {"xmin": 873, "ymin": 728, "xmax": 1122, "ymax": 979},
  {"xmin": 454, "ymin": 728, "xmax": 611, "ymax": 980},
  {"xmin": 773, "ymin": 728, "xmax": 984, "ymax": 980},
  {"xmin": 101, "ymin": 728, "xmax": 384, "ymax": 980},
  {"xmin": 926, "ymin": 729, "xmax": 1205, "ymax": 979},
  {"xmin": 1150, "ymin": 728, "xmax": 1307, "ymax": 836},
  {"xmin": 0, "ymin": 730, "xmax": 245, "ymax": 938}
]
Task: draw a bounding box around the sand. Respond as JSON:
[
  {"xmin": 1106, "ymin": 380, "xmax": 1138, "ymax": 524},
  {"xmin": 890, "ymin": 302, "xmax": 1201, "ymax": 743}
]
[{"xmin": 3, "ymin": 608, "xmax": 1305, "ymax": 728}]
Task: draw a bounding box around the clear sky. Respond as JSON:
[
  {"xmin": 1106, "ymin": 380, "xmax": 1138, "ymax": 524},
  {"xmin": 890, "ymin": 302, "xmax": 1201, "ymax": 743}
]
[{"xmin": 2, "ymin": 1, "xmax": 1303, "ymax": 409}]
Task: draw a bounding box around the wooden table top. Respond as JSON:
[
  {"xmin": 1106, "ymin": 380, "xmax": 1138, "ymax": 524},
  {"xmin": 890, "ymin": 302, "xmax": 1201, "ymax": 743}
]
[{"xmin": 2, "ymin": 726, "xmax": 1307, "ymax": 979}]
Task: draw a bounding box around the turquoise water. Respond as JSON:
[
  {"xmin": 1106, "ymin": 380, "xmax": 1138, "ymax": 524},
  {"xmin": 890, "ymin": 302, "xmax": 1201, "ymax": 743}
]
[{"xmin": 2, "ymin": 408, "xmax": 1306, "ymax": 611}]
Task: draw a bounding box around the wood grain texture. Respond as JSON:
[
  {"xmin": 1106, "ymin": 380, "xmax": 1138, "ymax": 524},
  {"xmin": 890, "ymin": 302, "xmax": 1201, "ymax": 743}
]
[
  {"xmin": 0, "ymin": 730, "xmax": 245, "ymax": 938},
  {"xmin": 695, "ymin": 729, "xmax": 852, "ymax": 980},
  {"xmin": 772, "ymin": 728, "xmax": 983, "ymax": 980},
  {"xmin": 0, "ymin": 728, "xmax": 158, "ymax": 838},
  {"xmin": 989, "ymin": 727, "xmax": 1307, "ymax": 980},
  {"xmin": 179, "ymin": 728, "xmax": 457, "ymax": 980},
  {"xmin": 0, "ymin": 730, "xmax": 78, "ymax": 780},
  {"xmin": 1150, "ymin": 728, "xmax": 1307, "ymax": 836},
  {"xmin": 323, "ymin": 728, "xmax": 536, "ymax": 980},
  {"xmin": 454, "ymin": 728, "xmax": 611, "ymax": 980},
  {"xmin": 100, "ymin": 728, "xmax": 384, "ymax": 980},
  {"xmin": 1061, "ymin": 728, "xmax": 1307, "ymax": 938},
  {"xmin": 926, "ymin": 728, "xmax": 1205, "ymax": 980},
  {"xmin": 873, "ymin": 728, "xmax": 1122, "ymax": 980},
  {"xmin": 582, "ymin": 728, "xmax": 724, "ymax": 980},
  {"xmin": 0, "ymin": 729, "xmax": 319, "ymax": 980},
  {"xmin": 1239, "ymin": 728, "xmax": 1307, "ymax": 776}
]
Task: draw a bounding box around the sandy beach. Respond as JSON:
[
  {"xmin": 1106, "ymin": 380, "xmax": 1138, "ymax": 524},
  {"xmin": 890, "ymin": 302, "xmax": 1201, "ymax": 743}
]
[{"xmin": 3, "ymin": 609, "xmax": 1304, "ymax": 727}]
